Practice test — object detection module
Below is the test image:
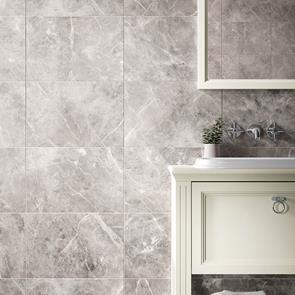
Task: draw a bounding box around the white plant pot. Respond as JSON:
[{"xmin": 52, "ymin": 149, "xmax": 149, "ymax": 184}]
[{"xmin": 203, "ymin": 144, "xmax": 219, "ymax": 158}]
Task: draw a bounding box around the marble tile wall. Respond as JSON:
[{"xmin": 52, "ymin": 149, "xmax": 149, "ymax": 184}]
[{"xmin": 0, "ymin": 0, "xmax": 294, "ymax": 294}]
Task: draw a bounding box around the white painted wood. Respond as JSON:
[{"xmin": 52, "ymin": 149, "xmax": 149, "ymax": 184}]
[
  {"xmin": 171, "ymin": 180, "xmax": 191, "ymax": 295},
  {"xmin": 170, "ymin": 166, "xmax": 295, "ymax": 293},
  {"xmin": 197, "ymin": 0, "xmax": 295, "ymax": 89},
  {"xmin": 192, "ymin": 182, "xmax": 295, "ymax": 274}
]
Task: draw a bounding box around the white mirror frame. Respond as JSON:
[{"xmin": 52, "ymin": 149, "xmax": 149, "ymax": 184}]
[{"xmin": 197, "ymin": 0, "xmax": 295, "ymax": 89}]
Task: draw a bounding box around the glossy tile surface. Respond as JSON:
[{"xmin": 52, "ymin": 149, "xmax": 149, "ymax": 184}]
[
  {"xmin": 125, "ymin": 214, "xmax": 170, "ymax": 278},
  {"xmin": 0, "ymin": 279, "xmax": 26, "ymax": 294},
  {"xmin": 124, "ymin": 0, "xmax": 197, "ymax": 16},
  {"xmin": 125, "ymin": 81, "xmax": 221, "ymax": 147},
  {"xmin": 27, "ymin": 279, "xmax": 123, "ymax": 295},
  {"xmin": 27, "ymin": 17, "xmax": 123, "ymax": 81},
  {"xmin": 26, "ymin": 82, "xmax": 123, "ymax": 146},
  {"xmin": 124, "ymin": 17, "xmax": 197, "ymax": 81},
  {"xmin": 27, "ymin": 148, "xmax": 123, "ymax": 212},
  {"xmin": 0, "ymin": 82, "xmax": 25, "ymax": 147},
  {"xmin": 27, "ymin": 0, "xmax": 123, "ymax": 16},
  {"xmin": 0, "ymin": 17, "xmax": 25, "ymax": 80},
  {"xmin": 0, "ymin": 214, "xmax": 25, "ymax": 278},
  {"xmin": 223, "ymin": 90, "xmax": 295, "ymax": 147},
  {"xmin": 192, "ymin": 275, "xmax": 295, "ymax": 295},
  {"xmin": 26, "ymin": 214, "xmax": 124, "ymax": 278},
  {"xmin": 0, "ymin": 149, "xmax": 25, "ymax": 212},
  {"xmin": 125, "ymin": 279, "xmax": 170, "ymax": 295},
  {"xmin": 124, "ymin": 147, "xmax": 200, "ymax": 212}
]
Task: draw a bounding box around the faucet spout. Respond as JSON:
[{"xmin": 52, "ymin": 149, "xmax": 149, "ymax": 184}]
[{"xmin": 247, "ymin": 125, "xmax": 262, "ymax": 141}]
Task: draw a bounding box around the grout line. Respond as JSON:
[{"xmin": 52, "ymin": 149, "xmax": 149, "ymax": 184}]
[
  {"xmin": 0, "ymin": 212, "xmax": 171, "ymax": 215},
  {"xmin": 123, "ymin": 3, "xmax": 126, "ymax": 293},
  {"xmin": 24, "ymin": 0, "xmax": 28, "ymax": 283},
  {"xmin": 0, "ymin": 277, "xmax": 171, "ymax": 280}
]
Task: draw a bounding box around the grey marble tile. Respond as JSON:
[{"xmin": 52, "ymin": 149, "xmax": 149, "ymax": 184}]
[
  {"xmin": 27, "ymin": 279, "xmax": 123, "ymax": 295},
  {"xmin": 125, "ymin": 279, "xmax": 170, "ymax": 295},
  {"xmin": 271, "ymin": 0, "xmax": 295, "ymax": 22},
  {"xmin": 124, "ymin": 0, "xmax": 197, "ymax": 16},
  {"xmin": 27, "ymin": 0, "xmax": 123, "ymax": 16},
  {"xmin": 27, "ymin": 17, "xmax": 123, "ymax": 81},
  {"xmin": 239, "ymin": 55, "xmax": 271, "ymax": 79},
  {"xmin": 124, "ymin": 147, "xmax": 201, "ymax": 213},
  {"xmin": 124, "ymin": 17, "xmax": 197, "ymax": 81},
  {"xmin": 192, "ymin": 275, "xmax": 295, "ymax": 295},
  {"xmin": 0, "ymin": 17, "xmax": 25, "ymax": 80},
  {"xmin": 239, "ymin": 23, "xmax": 271, "ymax": 56},
  {"xmin": 124, "ymin": 81, "xmax": 221, "ymax": 147},
  {"xmin": 27, "ymin": 148, "xmax": 123, "ymax": 212},
  {"xmin": 0, "ymin": 214, "xmax": 25, "ymax": 278},
  {"xmin": 222, "ymin": 0, "xmax": 272, "ymax": 23},
  {"xmin": 221, "ymin": 146, "xmax": 295, "ymax": 158},
  {"xmin": 222, "ymin": 22, "xmax": 271, "ymax": 56},
  {"xmin": 26, "ymin": 82, "xmax": 123, "ymax": 147},
  {"xmin": 0, "ymin": 149, "xmax": 25, "ymax": 212},
  {"xmin": 0, "ymin": 82, "xmax": 25, "ymax": 147},
  {"xmin": 272, "ymin": 55, "xmax": 295, "ymax": 79},
  {"xmin": 125, "ymin": 214, "xmax": 170, "ymax": 278},
  {"xmin": 0, "ymin": 0, "xmax": 24, "ymax": 16},
  {"xmin": 223, "ymin": 90, "xmax": 295, "ymax": 147},
  {"xmin": 208, "ymin": 0, "xmax": 222, "ymax": 20},
  {"xmin": 221, "ymin": 55, "xmax": 239, "ymax": 79},
  {"xmin": 26, "ymin": 214, "xmax": 124, "ymax": 278},
  {"xmin": 0, "ymin": 279, "xmax": 26, "ymax": 295},
  {"xmin": 271, "ymin": 22, "xmax": 295, "ymax": 55}
]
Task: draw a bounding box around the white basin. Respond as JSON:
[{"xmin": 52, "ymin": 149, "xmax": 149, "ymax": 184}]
[{"xmin": 194, "ymin": 158, "xmax": 295, "ymax": 169}]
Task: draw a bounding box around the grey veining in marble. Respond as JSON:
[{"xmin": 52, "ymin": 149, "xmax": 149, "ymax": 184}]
[
  {"xmin": 26, "ymin": 214, "xmax": 124, "ymax": 278},
  {"xmin": 124, "ymin": 17, "xmax": 197, "ymax": 81},
  {"xmin": 192, "ymin": 275, "xmax": 295, "ymax": 295},
  {"xmin": 0, "ymin": 214, "xmax": 25, "ymax": 278},
  {"xmin": 208, "ymin": 0, "xmax": 295, "ymax": 79},
  {"xmin": 27, "ymin": 279, "xmax": 123, "ymax": 295},
  {"xmin": 27, "ymin": 148, "xmax": 123, "ymax": 212},
  {"xmin": 0, "ymin": 279, "xmax": 26, "ymax": 295},
  {"xmin": 0, "ymin": 17, "xmax": 24, "ymax": 80},
  {"xmin": 26, "ymin": 82, "xmax": 123, "ymax": 146},
  {"xmin": 125, "ymin": 147, "xmax": 201, "ymax": 212},
  {"xmin": 125, "ymin": 279, "xmax": 170, "ymax": 295},
  {"xmin": 223, "ymin": 90, "xmax": 295, "ymax": 147},
  {"xmin": 272, "ymin": 55, "xmax": 295, "ymax": 79},
  {"xmin": 222, "ymin": 0, "xmax": 272, "ymax": 23},
  {"xmin": 125, "ymin": 81, "xmax": 221, "ymax": 147},
  {"xmin": 0, "ymin": 149, "xmax": 25, "ymax": 212},
  {"xmin": 27, "ymin": 0, "xmax": 123, "ymax": 16},
  {"xmin": 124, "ymin": 0, "xmax": 197, "ymax": 16},
  {"xmin": 271, "ymin": 0, "xmax": 295, "ymax": 22},
  {"xmin": 0, "ymin": 83, "xmax": 25, "ymax": 147},
  {"xmin": 125, "ymin": 214, "xmax": 170, "ymax": 278},
  {"xmin": 27, "ymin": 17, "xmax": 123, "ymax": 81}
]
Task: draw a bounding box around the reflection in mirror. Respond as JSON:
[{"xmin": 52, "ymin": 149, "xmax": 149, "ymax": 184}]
[{"xmin": 207, "ymin": 0, "xmax": 295, "ymax": 80}]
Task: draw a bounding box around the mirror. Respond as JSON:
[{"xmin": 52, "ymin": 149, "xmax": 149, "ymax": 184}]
[{"xmin": 198, "ymin": 0, "xmax": 295, "ymax": 89}]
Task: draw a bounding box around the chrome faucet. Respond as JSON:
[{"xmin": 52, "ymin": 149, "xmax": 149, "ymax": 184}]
[{"xmin": 247, "ymin": 125, "xmax": 262, "ymax": 141}]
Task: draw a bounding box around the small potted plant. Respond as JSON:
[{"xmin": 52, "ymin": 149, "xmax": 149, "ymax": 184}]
[{"xmin": 202, "ymin": 118, "xmax": 224, "ymax": 158}]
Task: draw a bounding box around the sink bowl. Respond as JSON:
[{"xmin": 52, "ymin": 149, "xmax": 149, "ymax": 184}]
[{"xmin": 194, "ymin": 158, "xmax": 295, "ymax": 169}]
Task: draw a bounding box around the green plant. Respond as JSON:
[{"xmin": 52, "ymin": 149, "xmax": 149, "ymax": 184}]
[{"xmin": 202, "ymin": 118, "xmax": 224, "ymax": 144}]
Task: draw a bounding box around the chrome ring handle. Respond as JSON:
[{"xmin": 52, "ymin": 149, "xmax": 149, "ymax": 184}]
[
  {"xmin": 272, "ymin": 196, "xmax": 288, "ymax": 214},
  {"xmin": 273, "ymin": 200, "xmax": 286, "ymax": 214}
]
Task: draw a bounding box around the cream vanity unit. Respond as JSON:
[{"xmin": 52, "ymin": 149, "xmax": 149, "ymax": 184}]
[{"xmin": 169, "ymin": 158, "xmax": 295, "ymax": 295}]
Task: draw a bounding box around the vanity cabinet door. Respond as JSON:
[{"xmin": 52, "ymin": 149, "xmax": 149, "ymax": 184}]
[{"xmin": 192, "ymin": 182, "xmax": 295, "ymax": 274}]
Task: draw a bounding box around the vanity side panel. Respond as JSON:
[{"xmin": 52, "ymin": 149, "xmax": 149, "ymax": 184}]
[{"xmin": 172, "ymin": 179, "xmax": 191, "ymax": 295}]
